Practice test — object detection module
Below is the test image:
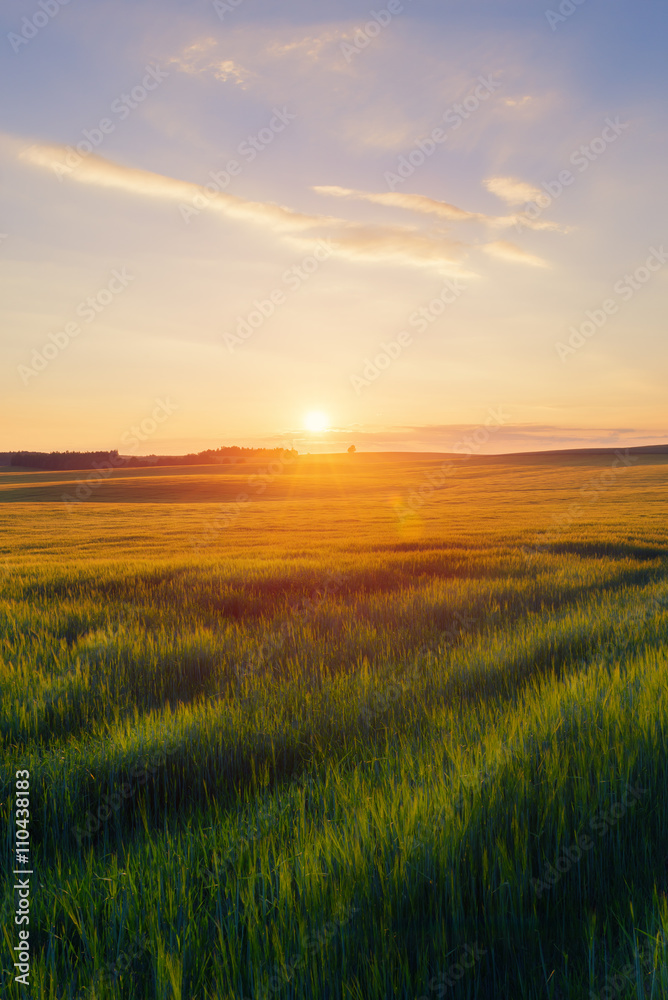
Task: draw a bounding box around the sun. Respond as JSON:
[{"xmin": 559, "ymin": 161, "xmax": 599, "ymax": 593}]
[{"xmin": 304, "ymin": 410, "xmax": 330, "ymax": 433}]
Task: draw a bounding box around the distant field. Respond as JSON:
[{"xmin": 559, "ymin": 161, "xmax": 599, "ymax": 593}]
[
  {"xmin": 1, "ymin": 452, "xmax": 668, "ymax": 998},
  {"xmin": 2, "ymin": 448, "xmax": 668, "ymax": 505}
]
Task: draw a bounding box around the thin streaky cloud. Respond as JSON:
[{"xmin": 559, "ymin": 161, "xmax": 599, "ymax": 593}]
[
  {"xmin": 484, "ymin": 175, "xmax": 543, "ymax": 206},
  {"xmin": 313, "ymin": 185, "xmax": 482, "ymax": 223},
  {"xmin": 482, "ymin": 240, "xmax": 549, "ymax": 268},
  {"xmin": 19, "ymin": 142, "xmax": 329, "ymax": 233},
  {"xmin": 314, "ymin": 183, "xmax": 568, "ymax": 234},
  {"xmin": 298, "ymin": 226, "xmax": 473, "ymax": 275},
  {"xmin": 12, "ymin": 138, "xmax": 473, "ymax": 277}
]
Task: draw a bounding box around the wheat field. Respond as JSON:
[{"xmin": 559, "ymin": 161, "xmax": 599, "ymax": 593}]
[{"xmin": 1, "ymin": 451, "xmax": 668, "ymax": 999}]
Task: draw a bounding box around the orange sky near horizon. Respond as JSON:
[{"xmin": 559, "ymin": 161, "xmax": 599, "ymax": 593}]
[{"xmin": 1, "ymin": 0, "xmax": 667, "ymax": 455}]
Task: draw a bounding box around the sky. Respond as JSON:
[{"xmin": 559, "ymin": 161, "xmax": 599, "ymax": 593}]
[{"xmin": 1, "ymin": 0, "xmax": 667, "ymax": 455}]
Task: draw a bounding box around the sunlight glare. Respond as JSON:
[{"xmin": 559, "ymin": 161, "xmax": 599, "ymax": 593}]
[{"xmin": 304, "ymin": 411, "xmax": 330, "ymax": 433}]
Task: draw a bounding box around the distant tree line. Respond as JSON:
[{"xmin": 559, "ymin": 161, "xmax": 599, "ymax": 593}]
[
  {"xmin": 4, "ymin": 446, "xmax": 298, "ymax": 471},
  {"xmin": 8, "ymin": 451, "xmax": 123, "ymax": 470}
]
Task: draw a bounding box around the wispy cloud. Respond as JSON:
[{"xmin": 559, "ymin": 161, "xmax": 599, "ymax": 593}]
[
  {"xmin": 309, "ymin": 225, "xmax": 468, "ymax": 273},
  {"xmin": 16, "ymin": 133, "xmax": 569, "ymax": 275},
  {"xmin": 167, "ymin": 27, "xmax": 354, "ymax": 92},
  {"xmin": 18, "ymin": 141, "xmax": 326, "ymax": 231},
  {"xmin": 266, "ymin": 29, "xmax": 353, "ymax": 64},
  {"xmin": 482, "ymin": 239, "xmax": 549, "ymax": 268},
  {"xmin": 313, "ymin": 182, "xmax": 567, "ymax": 240},
  {"xmin": 12, "ymin": 138, "xmax": 472, "ymax": 277},
  {"xmin": 8, "ymin": 131, "xmax": 566, "ymax": 278},
  {"xmin": 484, "ymin": 175, "xmax": 542, "ymax": 205},
  {"xmin": 168, "ymin": 37, "xmax": 252, "ymax": 87},
  {"xmin": 313, "ymin": 185, "xmax": 481, "ymax": 223},
  {"xmin": 265, "ymin": 424, "xmax": 668, "ymax": 454},
  {"xmin": 502, "ymin": 96, "xmax": 533, "ymax": 108}
]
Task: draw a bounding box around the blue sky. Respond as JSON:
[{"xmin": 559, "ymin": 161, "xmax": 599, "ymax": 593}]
[{"xmin": 1, "ymin": 0, "xmax": 667, "ymax": 454}]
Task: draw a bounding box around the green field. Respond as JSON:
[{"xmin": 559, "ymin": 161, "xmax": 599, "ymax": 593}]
[{"xmin": 2, "ymin": 451, "xmax": 668, "ymax": 999}]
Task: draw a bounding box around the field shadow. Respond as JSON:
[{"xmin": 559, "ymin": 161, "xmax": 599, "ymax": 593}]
[{"xmin": 542, "ymin": 541, "xmax": 668, "ymax": 561}]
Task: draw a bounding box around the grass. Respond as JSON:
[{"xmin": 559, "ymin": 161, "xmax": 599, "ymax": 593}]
[{"xmin": 1, "ymin": 451, "xmax": 668, "ymax": 998}]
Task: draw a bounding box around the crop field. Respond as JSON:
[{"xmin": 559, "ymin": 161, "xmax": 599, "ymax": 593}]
[{"xmin": 2, "ymin": 451, "xmax": 668, "ymax": 999}]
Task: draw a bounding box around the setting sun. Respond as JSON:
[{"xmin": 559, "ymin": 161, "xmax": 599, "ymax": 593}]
[{"xmin": 303, "ymin": 410, "xmax": 330, "ymax": 433}]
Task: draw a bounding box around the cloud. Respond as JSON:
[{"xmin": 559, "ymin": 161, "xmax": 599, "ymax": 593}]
[
  {"xmin": 307, "ymin": 225, "xmax": 469, "ymax": 273},
  {"xmin": 168, "ymin": 37, "xmax": 252, "ymax": 87},
  {"xmin": 314, "ymin": 183, "xmax": 567, "ymax": 239},
  {"xmin": 482, "ymin": 176, "xmax": 572, "ymax": 233},
  {"xmin": 9, "ymin": 134, "xmax": 560, "ymax": 277},
  {"xmin": 168, "ymin": 28, "xmax": 353, "ymax": 91},
  {"xmin": 266, "ymin": 29, "xmax": 353, "ymax": 65},
  {"xmin": 502, "ymin": 96, "xmax": 533, "ymax": 108},
  {"xmin": 18, "ymin": 141, "xmax": 327, "ymax": 232},
  {"xmin": 484, "ymin": 175, "xmax": 543, "ymax": 205},
  {"xmin": 313, "ymin": 185, "xmax": 481, "ymax": 223},
  {"xmin": 12, "ymin": 138, "xmax": 472, "ymax": 278},
  {"xmin": 482, "ymin": 240, "xmax": 549, "ymax": 268},
  {"xmin": 264, "ymin": 424, "xmax": 668, "ymax": 455}
]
